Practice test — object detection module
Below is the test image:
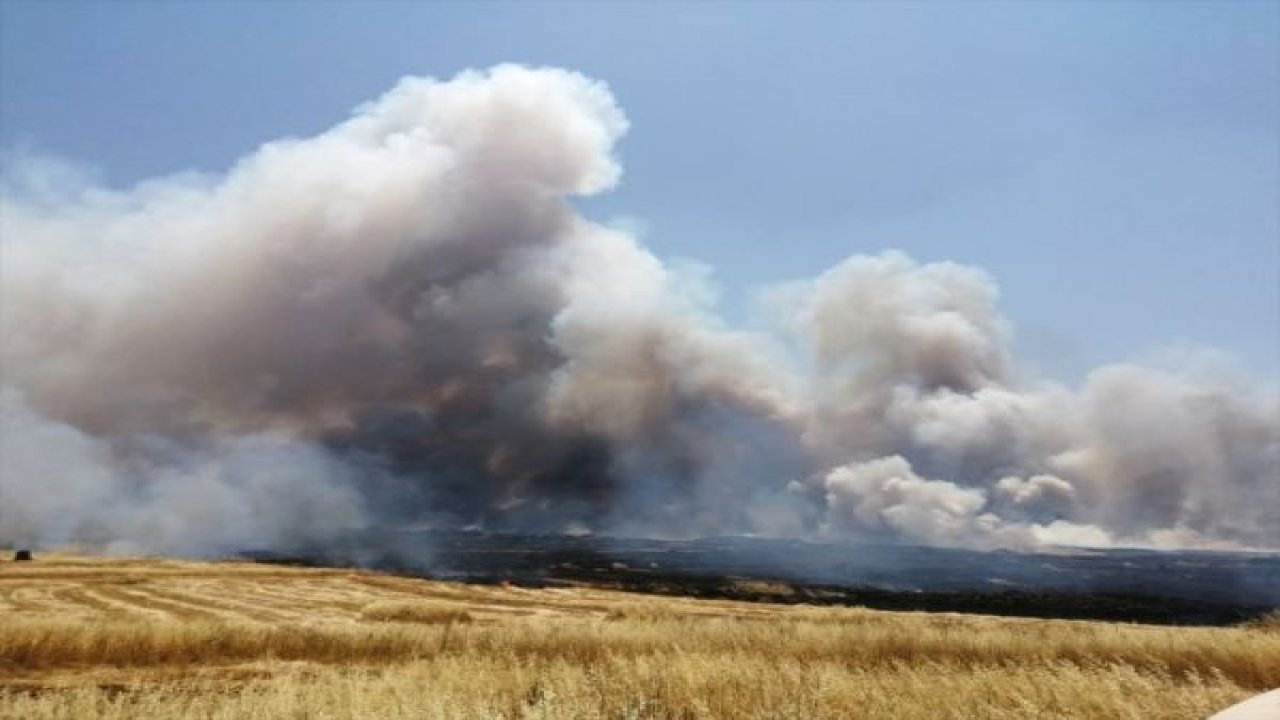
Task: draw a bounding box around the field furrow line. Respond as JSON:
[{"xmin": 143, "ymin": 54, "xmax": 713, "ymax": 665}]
[
  {"xmin": 261, "ymin": 579, "xmax": 392, "ymax": 613},
  {"xmin": 1, "ymin": 587, "xmax": 42, "ymax": 613},
  {"xmin": 82, "ymin": 585, "xmax": 172, "ymax": 618},
  {"xmin": 347, "ymin": 575, "xmax": 457, "ymax": 599},
  {"xmin": 230, "ymin": 579, "xmax": 389, "ymax": 620},
  {"xmin": 128, "ymin": 585, "xmax": 283, "ymax": 623},
  {"xmin": 232, "ymin": 577, "xmax": 538, "ymax": 620},
  {"xmin": 303, "ymin": 579, "xmax": 397, "ymax": 606},
  {"xmin": 215, "ymin": 584, "xmax": 366, "ymax": 619},
  {"xmin": 48, "ymin": 585, "xmax": 130, "ymax": 618},
  {"xmin": 234, "ymin": 579, "xmax": 348, "ymax": 604},
  {"xmin": 143, "ymin": 583, "xmax": 299, "ymax": 624},
  {"xmin": 92, "ymin": 585, "xmax": 223, "ymax": 621},
  {"xmin": 3, "ymin": 586, "xmax": 79, "ymax": 614},
  {"xmin": 206, "ymin": 581, "xmax": 326, "ymax": 622}
]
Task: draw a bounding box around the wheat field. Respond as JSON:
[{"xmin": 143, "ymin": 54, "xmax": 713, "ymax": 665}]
[{"xmin": 0, "ymin": 551, "xmax": 1275, "ymax": 719}]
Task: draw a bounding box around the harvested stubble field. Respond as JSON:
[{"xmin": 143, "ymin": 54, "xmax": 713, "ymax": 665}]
[{"xmin": 0, "ymin": 552, "xmax": 1275, "ymax": 719}]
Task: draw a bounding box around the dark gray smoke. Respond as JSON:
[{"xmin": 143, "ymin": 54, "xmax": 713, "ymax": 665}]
[{"xmin": 1, "ymin": 65, "xmax": 1276, "ymax": 554}]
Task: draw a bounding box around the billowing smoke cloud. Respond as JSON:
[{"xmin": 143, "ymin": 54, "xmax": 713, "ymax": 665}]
[
  {"xmin": 0, "ymin": 391, "xmax": 363, "ymax": 554},
  {"xmin": 1, "ymin": 65, "xmax": 1276, "ymax": 554}
]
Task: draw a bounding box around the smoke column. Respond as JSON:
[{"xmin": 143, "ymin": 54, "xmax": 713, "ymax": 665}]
[{"xmin": 2, "ymin": 65, "xmax": 1276, "ymax": 554}]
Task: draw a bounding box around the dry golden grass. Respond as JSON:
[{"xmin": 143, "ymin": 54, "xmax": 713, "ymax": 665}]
[
  {"xmin": 360, "ymin": 601, "xmax": 474, "ymax": 625},
  {"xmin": 603, "ymin": 601, "xmax": 691, "ymax": 622},
  {"xmin": 1, "ymin": 550, "xmax": 1276, "ymax": 719}
]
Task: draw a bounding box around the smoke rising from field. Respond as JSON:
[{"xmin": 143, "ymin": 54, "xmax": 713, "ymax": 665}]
[{"xmin": 1, "ymin": 65, "xmax": 1276, "ymax": 554}]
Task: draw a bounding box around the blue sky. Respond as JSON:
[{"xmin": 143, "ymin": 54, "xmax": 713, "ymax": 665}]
[{"xmin": 2, "ymin": 1, "xmax": 1276, "ymax": 381}]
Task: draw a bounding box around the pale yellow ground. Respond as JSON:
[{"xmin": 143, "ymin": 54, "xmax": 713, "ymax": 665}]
[{"xmin": 1, "ymin": 551, "xmax": 1276, "ymax": 719}]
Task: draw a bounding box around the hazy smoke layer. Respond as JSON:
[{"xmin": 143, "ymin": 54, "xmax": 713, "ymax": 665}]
[{"xmin": 2, "ymin": 65, "xmax": 1276, "ymax": 553}]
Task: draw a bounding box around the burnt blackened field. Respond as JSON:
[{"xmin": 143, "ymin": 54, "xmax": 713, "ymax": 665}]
[{"xmin": 246, "ymin": 531, "xmax": 1280, "ymax": 626}]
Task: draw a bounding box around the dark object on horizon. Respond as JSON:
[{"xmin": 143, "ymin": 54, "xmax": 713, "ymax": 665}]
[{"xmin": 13, "ymin": 550, "xmax": 32, "ymax": 562}]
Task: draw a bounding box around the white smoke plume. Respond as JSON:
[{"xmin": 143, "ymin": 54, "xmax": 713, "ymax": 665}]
[{"xmin": 1, "ymin": 65, "xmax": 1276, "ymax": 554}]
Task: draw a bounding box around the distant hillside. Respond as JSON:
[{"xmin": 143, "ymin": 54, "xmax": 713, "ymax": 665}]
[{"xmin": 248, "ymin": 529, "xmax": 1280, "ymax": 625}]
